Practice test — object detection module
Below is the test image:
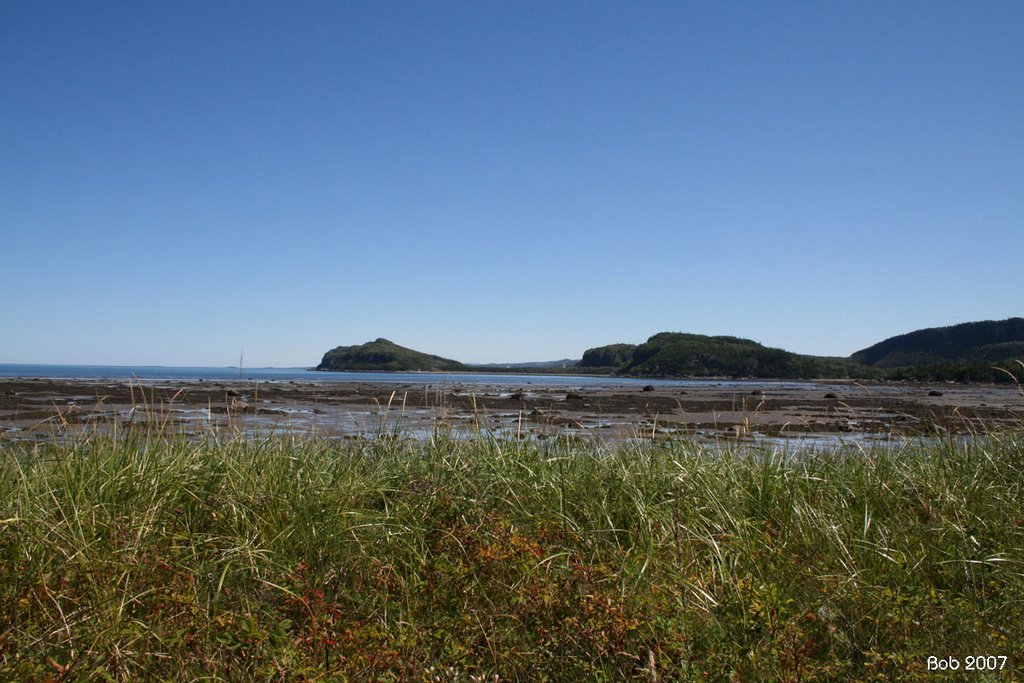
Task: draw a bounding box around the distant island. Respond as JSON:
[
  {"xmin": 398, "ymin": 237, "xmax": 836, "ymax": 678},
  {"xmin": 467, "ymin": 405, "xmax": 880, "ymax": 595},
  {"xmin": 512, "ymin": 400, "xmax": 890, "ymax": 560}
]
[
  {"xmin": 317, "ymin": 318, "xmax": 1024, "ymax": 382},
  {"xmin": 317, "ymin": 338, "xmax": 466, "ymax": 372}
]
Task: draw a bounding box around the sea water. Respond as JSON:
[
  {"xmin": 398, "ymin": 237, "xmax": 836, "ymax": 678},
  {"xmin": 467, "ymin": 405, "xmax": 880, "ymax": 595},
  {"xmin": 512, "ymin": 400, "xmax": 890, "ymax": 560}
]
[{"xmin": 0, "ymin": 364, "xmax": 822, "ymax": 390}]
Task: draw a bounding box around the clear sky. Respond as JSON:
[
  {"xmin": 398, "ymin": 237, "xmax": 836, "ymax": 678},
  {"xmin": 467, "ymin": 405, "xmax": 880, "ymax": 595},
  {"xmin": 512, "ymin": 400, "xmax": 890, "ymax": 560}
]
[{"xmin": 2, "ymin": 1, "xmax": 1021, "ymax": 366}]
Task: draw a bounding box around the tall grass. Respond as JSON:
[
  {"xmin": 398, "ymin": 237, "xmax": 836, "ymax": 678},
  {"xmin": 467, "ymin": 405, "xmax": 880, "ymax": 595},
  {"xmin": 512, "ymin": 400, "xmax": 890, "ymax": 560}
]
[{"xmin": 1, "ymin": 427, "xmax": 1021, "ymax": 680}]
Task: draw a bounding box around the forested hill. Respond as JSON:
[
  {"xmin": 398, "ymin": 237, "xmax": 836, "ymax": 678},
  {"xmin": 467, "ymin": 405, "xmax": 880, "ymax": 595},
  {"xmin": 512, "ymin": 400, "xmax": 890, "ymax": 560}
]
[
  {"xmin": 581, "ymin": 333, "xmax": 863, "ymax": 379},
  {"xmin": 579, "ymin": 319, "xmax": 1024, "ymax": 381},
  {"xmin": 316, "ymin": 339, "xmax": 466, "ymax": 372},
  {"xmin": 850, "ymin": 318, "xmax": 1024, "ymax": 368},
  {"xmin": 317, "ymin": 318, "xmax": 1024, "ymax": 381}
]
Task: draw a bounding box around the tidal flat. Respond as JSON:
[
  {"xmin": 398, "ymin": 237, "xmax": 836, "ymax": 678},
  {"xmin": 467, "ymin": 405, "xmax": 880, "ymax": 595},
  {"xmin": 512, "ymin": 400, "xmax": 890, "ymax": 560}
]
[{"xmin": 1, "ymin": 376, "xmax": 1022, "ymax": 445}]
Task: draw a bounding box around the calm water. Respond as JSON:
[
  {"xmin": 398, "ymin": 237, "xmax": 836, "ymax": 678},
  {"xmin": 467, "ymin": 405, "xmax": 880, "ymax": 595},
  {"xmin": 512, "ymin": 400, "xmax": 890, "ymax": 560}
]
[
  {"xmin": 0, "ymin": 363, "xmax": 821, "ymax": 390},
  {"xmin": 0, "ymin": 363, "xmax": 318, "ymax": 382}
]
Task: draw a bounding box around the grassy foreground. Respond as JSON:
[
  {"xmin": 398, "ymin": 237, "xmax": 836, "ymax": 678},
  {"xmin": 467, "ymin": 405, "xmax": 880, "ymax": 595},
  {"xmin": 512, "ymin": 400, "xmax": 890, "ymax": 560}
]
[{"xmin": 1, "ymin": 428, "xmax": 1022, "ymax": 681}]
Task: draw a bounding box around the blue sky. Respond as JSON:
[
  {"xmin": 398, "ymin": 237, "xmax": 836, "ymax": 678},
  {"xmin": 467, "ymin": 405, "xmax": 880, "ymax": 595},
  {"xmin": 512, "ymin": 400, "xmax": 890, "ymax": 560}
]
[{"xmin": 2, "ymin": 1, "xmax": 1021, "ymax": 366}]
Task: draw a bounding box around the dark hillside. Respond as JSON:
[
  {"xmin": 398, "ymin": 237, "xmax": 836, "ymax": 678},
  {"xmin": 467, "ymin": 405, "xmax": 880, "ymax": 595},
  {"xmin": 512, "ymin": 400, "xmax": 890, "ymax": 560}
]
[
  {"xmin": 317, "ymin": 339, "xmax": 466, "ymax": 372},
  {"xmin": 851, "ymin": 318, "xmax": 1024, "ymax": 367},
  {"xmin": 582, "ymin": 333, "xmax": 866, "ymax": 379},
  {"xmin": 580, "ymin": 343, "xmax": 637, "ymax": 369}
]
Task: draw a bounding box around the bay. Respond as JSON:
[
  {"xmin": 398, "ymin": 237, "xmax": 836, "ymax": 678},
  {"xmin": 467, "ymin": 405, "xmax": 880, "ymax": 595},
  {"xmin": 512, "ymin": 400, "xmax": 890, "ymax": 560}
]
[{"xmin": 0, "ymin": 363, "xmax": 818, "ymax": 390}]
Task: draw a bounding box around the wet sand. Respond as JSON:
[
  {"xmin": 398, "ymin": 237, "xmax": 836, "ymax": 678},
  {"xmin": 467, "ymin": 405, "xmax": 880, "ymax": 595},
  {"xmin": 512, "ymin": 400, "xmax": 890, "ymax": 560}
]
[{"xmin": 2, "ymin": 376, "xmax": 1021, "ymax": 444}]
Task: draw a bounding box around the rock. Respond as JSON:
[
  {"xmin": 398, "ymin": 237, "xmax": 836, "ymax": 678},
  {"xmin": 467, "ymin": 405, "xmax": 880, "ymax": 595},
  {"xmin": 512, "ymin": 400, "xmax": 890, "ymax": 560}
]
[
  {"xmin": 928, "ymin": 390, "xmax": 944, "ymax": 397},
  {"xmin": 642, "ymin": 385, "xmax": 655, "ymax": 392},
  {"xmin": 824, "ymin": 393, "xmax": 838, "ymax": 399}
]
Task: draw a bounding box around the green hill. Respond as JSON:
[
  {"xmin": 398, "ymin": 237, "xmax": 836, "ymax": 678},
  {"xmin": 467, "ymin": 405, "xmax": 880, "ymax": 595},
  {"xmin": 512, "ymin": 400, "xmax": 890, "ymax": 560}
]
[
  {"xmin": 581, "ymin": 319, "xmax": 1024, "ymax": 381},
  {"xmin": 848, "ymin": 318, "xmax": 1024, "ymax": 382},
  {"xmin": 318, "ymin": 319, "xmax": 1024, "ymax": 381},
  {"xmin": 850, "ymin": 318, "xmax": 1024, "ymax": 367},
  {"xmin": 579, "ymin": 343, "xmax": 637, "ymax": 369},
  {"xmin": 317, "ymin": 339, "xmax": 466, "ymax": 372},
  {"xmin": 582, "ymin": 333, "xmax": 865, "ymax": 379}
]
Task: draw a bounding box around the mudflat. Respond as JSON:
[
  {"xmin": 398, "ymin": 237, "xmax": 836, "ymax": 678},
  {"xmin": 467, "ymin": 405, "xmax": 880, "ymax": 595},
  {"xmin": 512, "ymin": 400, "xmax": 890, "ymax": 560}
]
[{"xmin": 2, "ymin": 376, "xmax": 1021, "ymax": 444}]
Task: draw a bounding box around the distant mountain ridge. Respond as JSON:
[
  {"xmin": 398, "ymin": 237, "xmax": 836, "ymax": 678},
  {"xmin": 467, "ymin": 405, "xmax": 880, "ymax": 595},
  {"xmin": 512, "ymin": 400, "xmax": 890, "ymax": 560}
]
[
  {"xmin": 580, "ymin": 318, "xmax": 1023, "ymax": 381},
  {"xmin": 468, "ymin": 359, "xmax": 578, "ymax": 370},
  {"xmin": 316, "ymin": 318, "xmax": 1024, "ymax": 381}
]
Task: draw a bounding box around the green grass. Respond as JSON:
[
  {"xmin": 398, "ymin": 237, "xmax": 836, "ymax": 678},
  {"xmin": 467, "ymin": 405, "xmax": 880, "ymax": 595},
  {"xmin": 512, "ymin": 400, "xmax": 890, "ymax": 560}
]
[{"xmin": 1, "ymin": 427, "xmax": 1022, "ymax": 681}]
